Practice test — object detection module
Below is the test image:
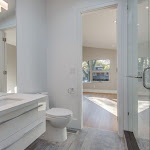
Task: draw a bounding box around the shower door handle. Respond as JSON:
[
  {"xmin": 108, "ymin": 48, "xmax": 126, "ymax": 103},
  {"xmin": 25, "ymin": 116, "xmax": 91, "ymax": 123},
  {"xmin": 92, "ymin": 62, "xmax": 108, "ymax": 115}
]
[
  {"xmin": 143, "ymin": 67, "xmax": 150, "ymax": 89},
  {"xmin": 126, "ymin": 75, "xmax": 142, "ymax": 79}
]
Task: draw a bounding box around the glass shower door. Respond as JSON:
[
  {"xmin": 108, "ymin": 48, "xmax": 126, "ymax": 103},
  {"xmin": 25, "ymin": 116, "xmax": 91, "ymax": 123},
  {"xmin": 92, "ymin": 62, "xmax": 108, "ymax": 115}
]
[
  {"xmin": 137, "ymin": 0, "xmax": 150, "ymax": 148},
  {"xmin": 128, "ymin": 0, "xmax": 150, "ymax": 149}
]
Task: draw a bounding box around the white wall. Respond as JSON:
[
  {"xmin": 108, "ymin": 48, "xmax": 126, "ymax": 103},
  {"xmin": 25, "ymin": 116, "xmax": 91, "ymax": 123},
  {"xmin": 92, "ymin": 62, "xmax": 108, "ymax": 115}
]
[
  {"xmin": 83, "ymin": 47, "xmax": 117, "ymax": 92},
  {"xmin": 6, "ymin": 44, "xmax": 17, "ymax": 93},
  {"xmin": 46, "ymin": 0, "xmax": 127, "ymax": 132},
  {"xmin": 16, "ymin": 0, "xmax": 47, "ymax": 94}
]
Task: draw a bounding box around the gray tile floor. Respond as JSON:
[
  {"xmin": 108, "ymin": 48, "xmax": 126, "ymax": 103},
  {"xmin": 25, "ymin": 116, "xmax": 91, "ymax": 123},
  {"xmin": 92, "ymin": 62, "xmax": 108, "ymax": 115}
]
[
  {"xmin": 26, "ymin": 128, "xmax": 127, "ymax": 150},
  {"xmin": 137, "ymin": 138, "xmax": 150, "ymax": 150}
]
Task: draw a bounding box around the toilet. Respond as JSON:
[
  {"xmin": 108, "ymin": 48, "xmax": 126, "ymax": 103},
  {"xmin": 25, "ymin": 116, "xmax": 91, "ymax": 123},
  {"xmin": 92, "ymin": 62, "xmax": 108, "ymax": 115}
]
[
  {"xmin": 40, "ymin": 92, "xmax": 73, "ymax": 142},
  {"xmin": 45, "ymin": 108, "xmax": 73, "ymax": 142}
]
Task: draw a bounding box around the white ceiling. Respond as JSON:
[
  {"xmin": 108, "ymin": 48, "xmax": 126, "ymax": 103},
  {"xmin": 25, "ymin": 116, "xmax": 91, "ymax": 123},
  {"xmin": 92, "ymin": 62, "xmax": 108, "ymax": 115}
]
[
  {"xmin": 82, "ymin": 7, "xmax": 117, "ymax": 50},
  {"xmin": 0, "ymin": 0, "xmax": 16, "ymax": 22},
  {"xmin": 5, "ymin": 27, "xmax": 16, "ymax": 46}
]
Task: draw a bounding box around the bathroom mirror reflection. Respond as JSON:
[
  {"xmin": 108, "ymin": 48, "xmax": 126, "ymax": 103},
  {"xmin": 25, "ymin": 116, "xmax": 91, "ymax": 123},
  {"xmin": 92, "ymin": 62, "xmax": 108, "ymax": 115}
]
[{"xmin": 0, "ymin": 0, "xmax": 17, "ymax": 93}]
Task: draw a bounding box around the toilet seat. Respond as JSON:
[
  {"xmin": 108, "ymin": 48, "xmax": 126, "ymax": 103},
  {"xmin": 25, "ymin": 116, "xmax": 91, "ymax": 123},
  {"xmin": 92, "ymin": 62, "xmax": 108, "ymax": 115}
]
[{"xmin": 46, "ymin": 108, "xmax": 73, "ymax": 118}]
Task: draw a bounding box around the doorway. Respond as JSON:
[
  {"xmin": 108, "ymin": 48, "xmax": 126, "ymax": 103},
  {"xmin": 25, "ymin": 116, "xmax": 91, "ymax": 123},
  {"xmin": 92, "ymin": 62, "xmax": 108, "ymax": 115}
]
[
  {"xmin": 82, "ymin": 6, "xmax": 118, "ymax": 132},
  {"xmin": 1, "ymin": 27, "xmax": 17, "ymax": 93}
]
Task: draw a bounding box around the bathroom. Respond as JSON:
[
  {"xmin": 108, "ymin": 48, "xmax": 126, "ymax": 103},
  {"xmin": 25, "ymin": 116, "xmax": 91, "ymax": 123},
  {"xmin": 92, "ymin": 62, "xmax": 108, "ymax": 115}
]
[{"xmin": 0, "ymin": 0, "xmax": 149, "ymax": 150}]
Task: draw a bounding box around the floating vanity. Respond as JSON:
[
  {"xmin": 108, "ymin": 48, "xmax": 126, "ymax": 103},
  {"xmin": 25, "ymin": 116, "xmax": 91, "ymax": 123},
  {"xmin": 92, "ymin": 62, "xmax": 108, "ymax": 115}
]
[{"xmin": 0, "ymin": 94, "xmax": 47, "ymax": 150}]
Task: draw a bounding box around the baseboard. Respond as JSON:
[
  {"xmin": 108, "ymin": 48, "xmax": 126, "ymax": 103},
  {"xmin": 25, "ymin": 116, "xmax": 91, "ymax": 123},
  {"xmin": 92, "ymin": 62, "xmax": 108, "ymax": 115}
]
[
  {"xmin": 67, "ymin": 118, "xmax": 82, "ymax": 130},
  {"xmin": 83, "ymin": 89, "xmax": 117, "ymax": 94}
]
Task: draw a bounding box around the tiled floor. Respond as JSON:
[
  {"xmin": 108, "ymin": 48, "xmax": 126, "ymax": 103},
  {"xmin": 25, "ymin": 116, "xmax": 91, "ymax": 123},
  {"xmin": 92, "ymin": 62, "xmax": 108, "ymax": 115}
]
[
  {"xmin": 137, "ymin": 138, "xmax": 150, "ymax": 150},
  {"xmin": 26, "ymin": 128, "xmax": 127, "ymax": 150}
]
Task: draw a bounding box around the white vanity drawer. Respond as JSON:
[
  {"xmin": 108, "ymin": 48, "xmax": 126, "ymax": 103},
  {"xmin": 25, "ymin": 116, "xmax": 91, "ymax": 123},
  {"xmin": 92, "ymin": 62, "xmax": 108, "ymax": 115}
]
[
  {"xmin": 0, "ymin": 117, "xmax": 46, "ymax": 150},
  {"xmin": 0, "ymin": 97, "xmax": 46, "ymax": 124},
  {"xmin": 0, "ymin": 99, "xmax": 46, "ymax": 143}
]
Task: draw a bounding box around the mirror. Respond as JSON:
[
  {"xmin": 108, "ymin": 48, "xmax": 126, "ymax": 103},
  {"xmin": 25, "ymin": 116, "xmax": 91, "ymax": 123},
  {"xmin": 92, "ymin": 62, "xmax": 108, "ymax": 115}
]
[{"xmin": 0, "ymin": 0, "xmax": 16, "ymax": 93}]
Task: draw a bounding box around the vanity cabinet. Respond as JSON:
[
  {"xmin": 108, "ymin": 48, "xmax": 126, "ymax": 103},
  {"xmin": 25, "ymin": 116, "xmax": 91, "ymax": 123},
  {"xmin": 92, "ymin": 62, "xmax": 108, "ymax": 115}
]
[{"xmin": 0, "ymin": 96, "xmax": 47, "ymax": 150}]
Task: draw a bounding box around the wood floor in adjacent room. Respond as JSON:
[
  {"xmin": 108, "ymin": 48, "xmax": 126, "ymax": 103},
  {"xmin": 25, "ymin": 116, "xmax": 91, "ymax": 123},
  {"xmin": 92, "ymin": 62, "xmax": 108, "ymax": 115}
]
[
  {"xmin": 26, "ymin": 128, "xmax": 126, "ymax": 150},
  {"xmin": 83, "ymin": 93, "xmax": 118, "ymax": 132}
]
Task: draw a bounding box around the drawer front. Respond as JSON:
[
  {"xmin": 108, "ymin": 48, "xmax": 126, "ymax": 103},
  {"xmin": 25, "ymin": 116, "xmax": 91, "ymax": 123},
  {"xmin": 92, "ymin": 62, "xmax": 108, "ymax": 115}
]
[
  {"xmin": 0, "ymin": 99, "xmax": 46, "ymax": 143},
  {"xmin": 0, "ymin": 117, "xmax": 46, "ymax": 150},
  {"xmin": 0, "ymin": 98, "xmax": 46, "ymax": 124}
]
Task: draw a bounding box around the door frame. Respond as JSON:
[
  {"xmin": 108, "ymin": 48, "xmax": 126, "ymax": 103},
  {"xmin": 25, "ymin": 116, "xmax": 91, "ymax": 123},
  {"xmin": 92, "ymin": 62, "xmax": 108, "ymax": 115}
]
[
  {"xmin": 78, "ymin": 0, "xmax": 128, "ymax": 137},
  {"xmin": 0, "ymin": 30, "xmax": 6, "ymax": 92}
]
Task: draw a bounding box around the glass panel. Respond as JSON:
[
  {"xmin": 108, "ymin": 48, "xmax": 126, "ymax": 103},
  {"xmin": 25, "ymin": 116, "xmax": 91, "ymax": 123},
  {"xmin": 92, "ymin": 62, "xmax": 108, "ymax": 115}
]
[
  {"xmin": 128, "ymin": 0, "xmax": 150, "ymax": 149},
  {"xmin": 137, "ymin": 1, "xmax": 150, "ymax": 149},
  {"xmin": 82, "ymin": 61, "xmax": 90, "ymax": 82},
  {"xmin": 92, "ymin": 60, "xmax": 110, "ymax": 71},
  {"xmin": 92, "ymin": 72, "xmax": 109, "ymax": 81}
]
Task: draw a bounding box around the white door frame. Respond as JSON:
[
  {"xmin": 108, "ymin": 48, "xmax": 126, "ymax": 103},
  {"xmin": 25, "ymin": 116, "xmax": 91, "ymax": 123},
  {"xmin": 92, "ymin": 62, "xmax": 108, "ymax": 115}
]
[
  {"xmin": 0, "ymin": 30, "xmax": 7, "ymax": 92},
  {"xmin": 78, "ymin": 0, "xmax": 128, "ymax": 137}
]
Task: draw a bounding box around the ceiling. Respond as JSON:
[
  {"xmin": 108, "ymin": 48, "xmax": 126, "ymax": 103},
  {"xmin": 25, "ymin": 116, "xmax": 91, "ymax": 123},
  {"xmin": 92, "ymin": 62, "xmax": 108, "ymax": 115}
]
[
  {"xmin": 82, "ymin": 7, "xmax": 117, "ymax": 50},
  {"xmin": 0, "ymin": 0, "xmax": 16, "ymax": 22}
]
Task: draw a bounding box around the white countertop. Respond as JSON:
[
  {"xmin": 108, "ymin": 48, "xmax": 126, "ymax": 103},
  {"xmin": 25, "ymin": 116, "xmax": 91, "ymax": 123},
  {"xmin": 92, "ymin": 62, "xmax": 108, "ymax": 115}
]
[{"xmin": 0, "ymin": 94, "xmax": 47, "ymax": 117}]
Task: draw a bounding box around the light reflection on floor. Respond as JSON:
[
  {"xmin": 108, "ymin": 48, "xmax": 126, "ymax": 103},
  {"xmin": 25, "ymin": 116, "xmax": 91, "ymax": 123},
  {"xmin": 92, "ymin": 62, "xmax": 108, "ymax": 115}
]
[
  {"xmin": 85, "ymin": 96, "xmax": 150, "ymax": 118},
  {"xmin": 138, "ymin": 101, "xmax": 150, "ymax": 113},
  {"xmin": 85, "ymin": 96, "xmax": 118, "ymax": 116}
]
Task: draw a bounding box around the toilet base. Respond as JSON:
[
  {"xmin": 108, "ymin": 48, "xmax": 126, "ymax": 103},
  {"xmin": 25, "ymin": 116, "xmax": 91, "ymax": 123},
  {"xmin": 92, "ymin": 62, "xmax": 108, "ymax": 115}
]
[{"xmin": 43, "ymin": 120, "xmax": 67, "ymax": 143}]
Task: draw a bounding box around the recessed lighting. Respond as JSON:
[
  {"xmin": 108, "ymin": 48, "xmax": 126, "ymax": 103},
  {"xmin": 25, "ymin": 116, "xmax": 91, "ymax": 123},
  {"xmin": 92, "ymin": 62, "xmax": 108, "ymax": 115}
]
[
  {"xmin": 146, "ymin": 6, "xmax": 149, "ymax": 9},
  {"xmin": 113, "ymin": 20, "xmax": 117, "ymax": 23},
  {"xmin": 137, "ymin": 24, "xmax": 140, "ymax": 26}
]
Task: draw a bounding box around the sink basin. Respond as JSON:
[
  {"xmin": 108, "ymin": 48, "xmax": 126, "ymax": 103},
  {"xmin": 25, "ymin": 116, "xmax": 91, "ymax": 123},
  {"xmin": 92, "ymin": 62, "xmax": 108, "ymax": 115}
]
[{"xmin": 0, "ymin": 98, "xmax": 23, "ymax": 107}]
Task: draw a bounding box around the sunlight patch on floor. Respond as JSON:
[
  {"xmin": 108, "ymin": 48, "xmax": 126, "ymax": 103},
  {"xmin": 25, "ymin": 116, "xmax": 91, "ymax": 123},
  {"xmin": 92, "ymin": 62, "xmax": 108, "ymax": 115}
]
[
  {"xmin": 138, "ymin": 101, "xmax": 150, "ymax": 113},
  {"xmin": 85, "ymin": 96, "xmax": 117, "ymax": 116}
]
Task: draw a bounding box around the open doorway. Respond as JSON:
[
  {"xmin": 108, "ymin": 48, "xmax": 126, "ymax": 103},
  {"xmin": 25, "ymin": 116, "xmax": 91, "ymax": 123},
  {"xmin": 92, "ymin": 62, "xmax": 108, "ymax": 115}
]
[
  {"xmin": 82, "ymin": 6, "xmax": 118, "ymax": 132},
  {"xmin": 1, "ymin": 27, "xmax": 17, "ymax": 93}
]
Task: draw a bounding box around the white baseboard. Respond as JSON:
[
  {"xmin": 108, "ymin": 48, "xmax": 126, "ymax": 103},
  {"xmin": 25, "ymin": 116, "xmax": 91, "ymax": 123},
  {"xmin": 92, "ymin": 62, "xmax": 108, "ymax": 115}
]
[{"xmin": 83, "ymin": 89, "xmax": 117, "ymax": 94}]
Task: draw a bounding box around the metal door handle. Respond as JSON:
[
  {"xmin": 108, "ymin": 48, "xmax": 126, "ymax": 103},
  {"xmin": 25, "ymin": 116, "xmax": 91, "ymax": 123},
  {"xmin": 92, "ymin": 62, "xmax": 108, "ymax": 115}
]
[
  {"xmin": 126, "ymin": 75, "xmax": 142, "ymax": 79},
  {"xmin": 143, "ymin": 67, "xmax": 150, "ymax": 89}
]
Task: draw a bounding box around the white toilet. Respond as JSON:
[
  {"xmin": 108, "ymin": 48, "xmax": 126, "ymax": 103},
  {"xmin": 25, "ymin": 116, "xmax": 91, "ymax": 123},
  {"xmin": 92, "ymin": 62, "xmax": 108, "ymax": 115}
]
[
  {"xmin": 45, "ymin": 108, "xmax": 73, "ymax": 142},
  {"xmin": 40, "ymin": 92, "xmax": 73, "ymax": 142}
]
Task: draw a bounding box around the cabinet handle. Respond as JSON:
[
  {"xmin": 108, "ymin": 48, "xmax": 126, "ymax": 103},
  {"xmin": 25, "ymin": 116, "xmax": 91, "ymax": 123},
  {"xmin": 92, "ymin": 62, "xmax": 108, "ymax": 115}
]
[
  {"xmin": 0, "ymin": 104, "xmax": 43, "ymax": 125},
  {"xmin": 2, "ymin": 122, "xmax": 43, "ymax": 150}
]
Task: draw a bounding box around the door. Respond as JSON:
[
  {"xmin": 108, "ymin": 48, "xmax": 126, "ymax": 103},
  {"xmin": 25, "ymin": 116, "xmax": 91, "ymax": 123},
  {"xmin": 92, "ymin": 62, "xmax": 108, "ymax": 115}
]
[{"xmin": 127, "ymin": 0, "xmax": 150, "ymax": 149}]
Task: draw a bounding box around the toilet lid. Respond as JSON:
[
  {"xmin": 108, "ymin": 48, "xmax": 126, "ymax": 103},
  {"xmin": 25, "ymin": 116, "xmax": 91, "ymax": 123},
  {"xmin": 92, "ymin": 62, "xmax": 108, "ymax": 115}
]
[{"xmin": 46, "ymin": 108, "xmax": 73, "ymax": 117}]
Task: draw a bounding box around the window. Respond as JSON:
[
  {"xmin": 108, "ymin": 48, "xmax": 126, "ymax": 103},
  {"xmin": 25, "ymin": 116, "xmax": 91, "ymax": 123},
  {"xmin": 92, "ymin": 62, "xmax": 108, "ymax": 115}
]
[
  {"xmin": 82, "ymin": 61, "xmax": 90, "ymax": 82},
  {"xmin": 92, "ymin": 72, "xmax": 109, "ymax": 81},
  {"xmin": 82, "ymin": 59, "xmax": 110, "ymax": 82},
  {"xmin": 92, "ymin": 60, "xmax": 110, "ymax": 82},
  {"xmin": 92, "ymin": 60, "xmax": 110, "ymax": 71}
]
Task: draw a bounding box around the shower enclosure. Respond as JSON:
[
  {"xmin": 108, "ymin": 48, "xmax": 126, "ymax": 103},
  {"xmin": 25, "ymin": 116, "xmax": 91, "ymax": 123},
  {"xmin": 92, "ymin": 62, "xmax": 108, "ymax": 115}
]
[{"xmin": 127, "ymin": 0, "xmax": 150, "ymax": 149}]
